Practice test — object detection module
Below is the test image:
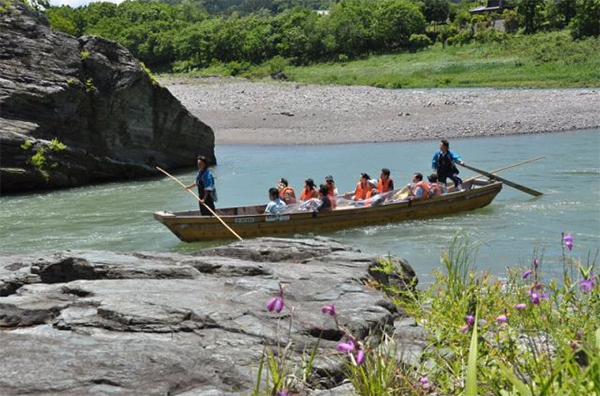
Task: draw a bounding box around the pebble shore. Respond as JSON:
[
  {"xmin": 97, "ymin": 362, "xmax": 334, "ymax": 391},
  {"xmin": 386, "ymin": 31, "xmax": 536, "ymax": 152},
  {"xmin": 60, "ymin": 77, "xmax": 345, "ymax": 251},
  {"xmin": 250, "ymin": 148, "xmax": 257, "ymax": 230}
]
[{"xmin": 162, "ymin": 76, "xmax": 600, "ymax": 145}]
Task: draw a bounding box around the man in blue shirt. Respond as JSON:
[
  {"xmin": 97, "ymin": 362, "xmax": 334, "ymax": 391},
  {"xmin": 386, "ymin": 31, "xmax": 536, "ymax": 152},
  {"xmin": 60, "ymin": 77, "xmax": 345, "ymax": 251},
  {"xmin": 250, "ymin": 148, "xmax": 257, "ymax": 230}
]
[
  {"xmin": 265, "ymin": 187, "xmax": 286, "ymax": 215},
  {"xmin": 431, "ymin": 139, "xmax": 465, "ymax": 190},
  {"xmin": 185, "ymin": 155, "xmax": 216, "ymax": 216}
]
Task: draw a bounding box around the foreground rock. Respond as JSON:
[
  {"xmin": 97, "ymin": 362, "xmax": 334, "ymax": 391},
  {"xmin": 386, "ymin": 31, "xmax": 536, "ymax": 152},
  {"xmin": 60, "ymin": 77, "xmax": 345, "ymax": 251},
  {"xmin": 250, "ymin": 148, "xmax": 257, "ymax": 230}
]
[
  {"xmin": 0, "ymin": 2, "xmax": 215, "ymax": 194},
  {"xmin": 0, "ymin": 237, "xmax": 423, "ymax": 396}
]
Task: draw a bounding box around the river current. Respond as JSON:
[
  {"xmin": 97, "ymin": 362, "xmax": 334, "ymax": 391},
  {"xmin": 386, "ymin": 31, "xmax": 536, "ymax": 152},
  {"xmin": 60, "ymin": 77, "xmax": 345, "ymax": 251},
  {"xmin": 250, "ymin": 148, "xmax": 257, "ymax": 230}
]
[{"xmin": 1, "ymin": 129, "xmax": 599, "ymax": 283}]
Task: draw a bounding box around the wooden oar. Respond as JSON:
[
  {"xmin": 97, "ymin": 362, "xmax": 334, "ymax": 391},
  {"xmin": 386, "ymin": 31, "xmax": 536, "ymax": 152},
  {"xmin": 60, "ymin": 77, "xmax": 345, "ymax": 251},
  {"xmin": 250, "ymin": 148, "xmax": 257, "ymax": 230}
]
[
  {"xmin": 463, "ymin": 156, "xmax": 546, "ymax": 184},
  {"xmin": 458, "ymin": 163, "xmax": 543, "ymax": 197},
  {"xmin": 156, "ymin": 166, "xmax": 243, "ymax": 241}
]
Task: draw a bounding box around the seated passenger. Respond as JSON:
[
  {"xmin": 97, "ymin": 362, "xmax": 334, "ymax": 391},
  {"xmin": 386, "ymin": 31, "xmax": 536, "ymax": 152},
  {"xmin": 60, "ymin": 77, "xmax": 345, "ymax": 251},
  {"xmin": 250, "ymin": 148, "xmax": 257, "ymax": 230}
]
[
  {"xmin": 301, "ymin": 178, "xmax": 319, "ymax": 201},
  {"xmin": 409, "ymin": 173, "xmax": 430, "ymax": 200},
  {"xmin": 317, "ymin": 184, "xmax": 332, "ymax": 212},
  {"xmin": 427, "ymin": 173, "xmax": 447, "ymax": 197},
  {"xmin": 264, "ymin": 187, "xmax": 286, "ymax": 215},
  {"xmin": 377, "ymin": 168, "xmax": 395, "ymax": 193},
  {"xmin": 324, "ymin": 175, "xmax": 338, "ymax": 208},
  {"xmin": 278, "ymin": 177, "xmax": 297, "ymax": 204},
  {"xmin": 348, "ymin": 173, "xmax": 373, "ymax": 201}
]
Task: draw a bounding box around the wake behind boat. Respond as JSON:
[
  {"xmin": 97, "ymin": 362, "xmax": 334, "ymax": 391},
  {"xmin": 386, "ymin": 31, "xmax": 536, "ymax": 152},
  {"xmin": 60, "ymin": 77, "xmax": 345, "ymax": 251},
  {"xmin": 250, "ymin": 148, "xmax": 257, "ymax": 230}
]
[{"xmin": 154, "ymin": 179, "xmax": 502, "ymax": 242}]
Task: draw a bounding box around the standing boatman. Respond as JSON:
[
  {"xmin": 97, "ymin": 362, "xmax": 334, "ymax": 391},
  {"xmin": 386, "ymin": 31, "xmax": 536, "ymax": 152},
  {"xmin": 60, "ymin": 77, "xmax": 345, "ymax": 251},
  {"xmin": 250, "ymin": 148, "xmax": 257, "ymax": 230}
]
[
  {"xmin": 185, "ymin": 155, "xmax": 216, "ymax": 216},
  {"xmin": 432, "ymin": 139, "xmax": 465, "ymax": 190}
]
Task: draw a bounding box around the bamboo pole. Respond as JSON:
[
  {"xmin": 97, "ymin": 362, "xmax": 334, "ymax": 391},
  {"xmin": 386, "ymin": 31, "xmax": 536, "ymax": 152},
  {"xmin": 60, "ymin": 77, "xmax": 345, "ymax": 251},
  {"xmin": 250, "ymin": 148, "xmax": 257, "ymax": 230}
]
[{"xmin": 156, "ymin": 166, "xmax": 243, "ymax": 241}]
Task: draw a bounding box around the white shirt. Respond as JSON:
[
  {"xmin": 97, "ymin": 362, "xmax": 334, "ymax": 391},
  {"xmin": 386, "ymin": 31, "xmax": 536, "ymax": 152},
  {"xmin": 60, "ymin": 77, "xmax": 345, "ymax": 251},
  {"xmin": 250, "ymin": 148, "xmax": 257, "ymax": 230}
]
[{"xmin": 265, "ymin": 198, "xmax": 286, "ymax": 215}]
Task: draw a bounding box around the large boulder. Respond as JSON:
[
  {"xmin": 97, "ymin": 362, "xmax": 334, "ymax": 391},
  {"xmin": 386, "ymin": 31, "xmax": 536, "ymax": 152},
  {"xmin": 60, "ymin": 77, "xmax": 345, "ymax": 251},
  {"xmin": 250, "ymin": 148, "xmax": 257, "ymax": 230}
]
[
  {"xmin": 0, "ymin": 237, "xmax": 421, "ymax": 395},
  {"xmin": 0, "ymin": 2, "xmax": 215, "ymax": 193}
]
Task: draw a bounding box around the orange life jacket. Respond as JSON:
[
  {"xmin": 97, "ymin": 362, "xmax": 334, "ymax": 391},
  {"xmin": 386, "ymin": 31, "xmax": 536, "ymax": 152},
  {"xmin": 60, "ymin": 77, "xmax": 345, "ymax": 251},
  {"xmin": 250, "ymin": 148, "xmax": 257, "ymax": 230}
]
[
  {"xmin": 412, "ymin": 181, "xmax": 430, "ymax": 199},
  {"xmin": 301, "ymin": 187, "xmax": 318, "ymax": 201},
  {"xmin": 279, "ymin": 186, "xmax": 297, "ymax": 203},
  {"xmin": 378, "ymin": 178, "xmax": 393, "ymax": 193},
  {"xmin": 354, "ymin": 182, "xmax": 370, "ymax": 201},
  {"xmin": 429, "ymin": 182, "xmax": 443, "ymax": 197}
]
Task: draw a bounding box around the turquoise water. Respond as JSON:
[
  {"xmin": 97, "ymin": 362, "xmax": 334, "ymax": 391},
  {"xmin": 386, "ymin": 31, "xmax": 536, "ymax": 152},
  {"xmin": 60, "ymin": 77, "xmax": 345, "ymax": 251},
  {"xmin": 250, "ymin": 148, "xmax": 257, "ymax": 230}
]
[{"xmin": 1, "ymin": 129, "xmax": 599, "ymax": 283}]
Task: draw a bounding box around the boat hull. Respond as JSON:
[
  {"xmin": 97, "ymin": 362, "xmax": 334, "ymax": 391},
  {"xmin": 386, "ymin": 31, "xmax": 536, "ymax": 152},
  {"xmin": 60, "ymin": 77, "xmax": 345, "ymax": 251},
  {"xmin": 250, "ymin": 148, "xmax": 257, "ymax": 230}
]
[{"xmin": 154, "ymin": 181, "xmax": 502, "ymax": 242}]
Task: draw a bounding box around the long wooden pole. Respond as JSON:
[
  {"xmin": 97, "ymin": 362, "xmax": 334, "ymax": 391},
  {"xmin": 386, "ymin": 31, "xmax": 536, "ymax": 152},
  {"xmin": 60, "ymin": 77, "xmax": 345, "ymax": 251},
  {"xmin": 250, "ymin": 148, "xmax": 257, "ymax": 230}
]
[
  {"xmin": 463, "ymin": 156, "xmax": 546, "ymax": 184},
  {"xmin": 459, "ymin": 163, "xmax": 543, "ymax": 197},
  {"xmin": 156, "ymin": 166, "xmax": 243, "ymax": 241}
]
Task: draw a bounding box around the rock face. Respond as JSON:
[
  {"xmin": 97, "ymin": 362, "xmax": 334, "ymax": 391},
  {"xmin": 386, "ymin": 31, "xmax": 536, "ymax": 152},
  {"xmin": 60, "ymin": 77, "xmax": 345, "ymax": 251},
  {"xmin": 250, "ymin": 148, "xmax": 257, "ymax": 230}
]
[
  {"xmin": 0, "ymin": 237, "xmax": 423, "ymax": 396},
  {"xmin": 0, "ymin": 2, "xmax": 215, "ymax": 194}
]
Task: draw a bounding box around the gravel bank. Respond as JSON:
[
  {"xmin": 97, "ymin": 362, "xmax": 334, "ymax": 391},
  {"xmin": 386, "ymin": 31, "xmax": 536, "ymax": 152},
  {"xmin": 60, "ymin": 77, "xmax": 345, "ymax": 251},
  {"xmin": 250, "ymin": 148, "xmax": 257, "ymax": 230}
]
[{"xmin": 162, "ymin": 76, "xmax": 600, "ymax": 145}]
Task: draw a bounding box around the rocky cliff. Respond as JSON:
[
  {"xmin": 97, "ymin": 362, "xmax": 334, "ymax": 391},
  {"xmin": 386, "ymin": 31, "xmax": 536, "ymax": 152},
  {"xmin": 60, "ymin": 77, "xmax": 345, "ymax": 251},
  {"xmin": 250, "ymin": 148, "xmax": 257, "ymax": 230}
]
[
  {"xmin": 0, "ymin": 237, "xmax": 424, "ymax": 395},
  {"xmin": 0, "ymin": 2, "xmax": 215, "ymax": 193}
]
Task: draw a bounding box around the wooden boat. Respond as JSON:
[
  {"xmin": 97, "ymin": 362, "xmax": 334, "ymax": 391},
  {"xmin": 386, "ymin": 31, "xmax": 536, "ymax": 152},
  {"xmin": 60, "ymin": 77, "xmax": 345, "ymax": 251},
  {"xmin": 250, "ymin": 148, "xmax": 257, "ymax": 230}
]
[{"xmin": 154, "ymin": 179, "xmax": 502, "ymax": 242}]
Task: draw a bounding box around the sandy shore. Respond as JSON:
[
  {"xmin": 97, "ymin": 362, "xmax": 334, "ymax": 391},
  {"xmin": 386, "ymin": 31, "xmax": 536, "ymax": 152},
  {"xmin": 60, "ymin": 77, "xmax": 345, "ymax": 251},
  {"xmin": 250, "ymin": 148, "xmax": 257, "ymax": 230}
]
[{"xmin": 162, "ymin": 76, "xmax": 600, "ymax": 145}]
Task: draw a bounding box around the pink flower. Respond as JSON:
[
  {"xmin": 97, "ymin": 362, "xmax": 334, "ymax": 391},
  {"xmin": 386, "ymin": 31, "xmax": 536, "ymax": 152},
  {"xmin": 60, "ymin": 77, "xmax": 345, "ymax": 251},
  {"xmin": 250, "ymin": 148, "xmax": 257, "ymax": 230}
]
[
  {"xmin": 522, "ymin": 269, "xmax": 533, "ymax": 279},
  {"xmin": 465, "ymin": 314, "xmax": 475, "ymax": 326},
  {"xmin": 580, "ymin": 278, "xmax": 595, "ymax": 293},
  {"xmin": 277, "ymin": 390, "xmax": 289, "ymax": 396},
  {"xmin": 527, "ymin": 290, "xmax": 547, "ymax": 305},
  {"xmin": 337, "ymin": 340, "xmax": 355, "ymax": 352},
  {"xmin": 419, "ymin": 377, "xmax": 429, "ymax": 385},
  {"xmin": 497, "ymin": 314, "xmax": 508, "ymax": 324},
  {"xmin": 321, "ymin": 304, "xmax": 336, "ymax": 316},
  {"xmin": 355, "ymin": 349, "xmax": 365, "ymax": 365},
  {"xmin": 563, "ymin": 233, "xmax": 574, "ymax": 250},
  {"xmin": 461, "ymin": 324, "xmax": 470, "ymax": 334},
  {"xmin": 514, "ymin": 303, "xmax": 527, "ymax": 310},
  {"xmin": 266, "ymin": 285, "xmax": 285, "ymax": 313}
]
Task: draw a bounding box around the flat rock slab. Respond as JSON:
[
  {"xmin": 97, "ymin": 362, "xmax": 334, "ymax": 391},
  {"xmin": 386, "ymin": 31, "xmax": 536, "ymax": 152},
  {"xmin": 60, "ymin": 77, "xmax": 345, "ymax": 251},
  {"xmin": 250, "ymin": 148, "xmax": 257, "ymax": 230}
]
[{"xmin": 0, "ymin": 237, "xmax": 419, "ymax": 395}]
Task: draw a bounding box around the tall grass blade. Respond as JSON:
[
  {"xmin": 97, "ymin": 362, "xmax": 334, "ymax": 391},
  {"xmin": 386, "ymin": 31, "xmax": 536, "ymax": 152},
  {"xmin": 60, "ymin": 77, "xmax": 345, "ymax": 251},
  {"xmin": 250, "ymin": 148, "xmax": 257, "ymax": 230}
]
[
  {"xmin": 465, "ymin": 310, "xmax": 478, "ymax": 396},
  {"xmin": 499, "ymin": 362, "xmax": 533, "ymax": 396}
]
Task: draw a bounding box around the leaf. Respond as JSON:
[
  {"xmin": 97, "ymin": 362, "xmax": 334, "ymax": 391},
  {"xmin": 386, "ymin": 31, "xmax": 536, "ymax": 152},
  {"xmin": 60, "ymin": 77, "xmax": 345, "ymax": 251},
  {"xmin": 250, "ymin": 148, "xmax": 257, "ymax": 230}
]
[
  {"xmin": 465, "ymin": 310, "xmax": 478, "ymax": 396},
  {"xmin": 499, "ymin": 362, "xmax": 533, "ymax": 396}
]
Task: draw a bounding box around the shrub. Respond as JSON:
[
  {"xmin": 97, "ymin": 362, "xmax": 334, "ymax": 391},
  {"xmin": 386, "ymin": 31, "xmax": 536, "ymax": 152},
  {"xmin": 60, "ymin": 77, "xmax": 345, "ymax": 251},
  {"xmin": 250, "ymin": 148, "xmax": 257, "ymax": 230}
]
[
  {"xmin": 409, "ymin": 33, "xmax": 432, "ymax": 51},
  {"xmin": 79, "ymin": 50, "xmax": 90, "ymax": 60}
]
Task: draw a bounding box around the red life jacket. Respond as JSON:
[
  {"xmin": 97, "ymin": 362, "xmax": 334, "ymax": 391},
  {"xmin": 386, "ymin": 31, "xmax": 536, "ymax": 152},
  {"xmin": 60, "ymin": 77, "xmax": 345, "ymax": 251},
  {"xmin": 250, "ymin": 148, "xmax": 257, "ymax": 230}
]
[
  {"xmin": 301, "ymin": 187, "xmax": 318, "ymax": 201},
  {"xmin": 279, "ymin": 186, "xmax": 297, "ymax": 203},
  {"xmin": 429, "ymin": 182, "xmax": 443, "ymax": 197},
  {"xmin": 378, "ymin": 178, "xmax": 393, "ymax": 193},
  {"xmin": 412, "ymin": 181, "xmax": 430, "ymax": 199},
  {"xmin": 354, "ymin": 182, "xmax": 370, "ymax": 201}
]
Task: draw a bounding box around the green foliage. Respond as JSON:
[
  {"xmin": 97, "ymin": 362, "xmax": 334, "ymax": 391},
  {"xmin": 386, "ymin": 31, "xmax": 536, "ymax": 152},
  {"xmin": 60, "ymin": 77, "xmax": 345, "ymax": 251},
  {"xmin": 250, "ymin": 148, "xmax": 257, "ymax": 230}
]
[
  {"xmin": 268, "ymin": 55, "xmax": 288, "ymax": 74},
  {"xmin": 30, "ymin": 147, "xmax": 46, "ymax": 168},
  {"xmin": 140, "ymin": 62, "xmax": 159, "ymax": 85},
  {"xmin": 391, "ymin": 235, "xmax": 600, "ymax": 396},
  {"xmin": 85, "ymin": 78, "xmax": 95, "ymax": 93},
  {"xmin": 49, "ymin": 138, "xmax": 66, "ymax": 152},
  {"xmin": 570, "ymin": 0, "xmax": 600, "ymax": 39},
  {"xmin": 66, "ymin": 77, "xmax": 75, "ymax": 86},
  {"xmin": 408, "ymin": 33, "xmax": 432, "ymax": 51},
  {"xmin": 20, "ymin": 140, "xmax": 33, "ymax": 150},
  {"xmin": 79, "ymin": 50, "xmax": 90, "ymax": 60}
]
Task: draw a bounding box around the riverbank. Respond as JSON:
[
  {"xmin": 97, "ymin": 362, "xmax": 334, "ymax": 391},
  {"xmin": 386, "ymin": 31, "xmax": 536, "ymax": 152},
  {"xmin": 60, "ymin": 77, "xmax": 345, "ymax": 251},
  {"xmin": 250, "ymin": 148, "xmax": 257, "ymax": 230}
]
[{"xmin": 161, "ymin": 76, "xmax": 600, "ymax": 145}]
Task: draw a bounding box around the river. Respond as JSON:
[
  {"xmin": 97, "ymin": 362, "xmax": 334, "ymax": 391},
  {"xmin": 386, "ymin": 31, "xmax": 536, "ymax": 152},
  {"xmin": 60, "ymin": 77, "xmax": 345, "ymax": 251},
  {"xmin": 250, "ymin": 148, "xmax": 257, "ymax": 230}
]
[{"xmin": 1, "ymin": 129, "xmax": 599, "ymax": 283}]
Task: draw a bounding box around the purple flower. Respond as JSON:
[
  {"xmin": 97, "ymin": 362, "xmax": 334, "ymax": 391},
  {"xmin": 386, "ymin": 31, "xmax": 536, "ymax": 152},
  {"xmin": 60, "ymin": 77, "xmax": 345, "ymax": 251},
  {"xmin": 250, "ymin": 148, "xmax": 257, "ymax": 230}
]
[
  {"xmin": 355, "ymin": 349, "xmax": 365, "ymax": 365},
  {"xmin": 580, "ymin": 278, "xmax": 595, "ymax": 293},
  {"xmin": 321, "ymin": 304, "xmax": 336, "ymax": 316},
  {"xmin": 533, "ymin": 258, "xmax": 539, "ymax": 268},
  {"xmin": 497, "ymin": 314, "xmax": 508, "ymax": 324},
  {"xmin": 563, "ymin": 233, "xmax": 574, "ymax": 250},
  {"xmin": 337, "ymin": 340, "xmax": 355, "ymax": 352},
  {"xmin": 419, "ymin": 377, "xmax": 429, "ymax": 385},
  {"xmin": 266, "ymin": 286, "xmax": 285, "ymax": 313},
  {"xmin": 527, "ymin": 290, "xmax": 547, "ymax": 305},
  {"xmin": 465, "ymin": 314, "xmax": 475, "ymax": 326},
  {"xmin": 522, "ymin": 269, "xmax": 533, "ymax": 279},
  {"xmin": 514, "ymin": 303, "xmax": 527, "ymax": 310},
  {"xmin": 277, "ymin": 390, "xmax": 289, "ymax": 396}
]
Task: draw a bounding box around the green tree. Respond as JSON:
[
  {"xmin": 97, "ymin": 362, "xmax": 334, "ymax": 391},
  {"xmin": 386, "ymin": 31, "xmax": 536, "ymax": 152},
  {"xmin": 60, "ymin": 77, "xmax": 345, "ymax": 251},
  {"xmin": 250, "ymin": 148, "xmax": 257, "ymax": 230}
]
[
  {"xmin": 422, "ymin": 0, "xmax": 450, "ymax": 23},
  {"xmin": 570, "ymin": 0, "xmax": 600, "ymax": 39},
  {"xmin": 517, "ymin": 0, "xmax": 545, "ymax": 34},
  {"xmin": 373, "ymin": 1, "xmax": 426, "ymax": 51}
]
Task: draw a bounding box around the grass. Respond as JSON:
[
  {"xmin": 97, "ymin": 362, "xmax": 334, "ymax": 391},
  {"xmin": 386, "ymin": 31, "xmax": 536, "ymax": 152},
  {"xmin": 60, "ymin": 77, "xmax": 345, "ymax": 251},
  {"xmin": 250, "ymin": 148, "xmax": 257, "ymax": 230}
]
[{"xmin": 175, "ymin": 31, "xmax": 600, "ymax": 89}]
